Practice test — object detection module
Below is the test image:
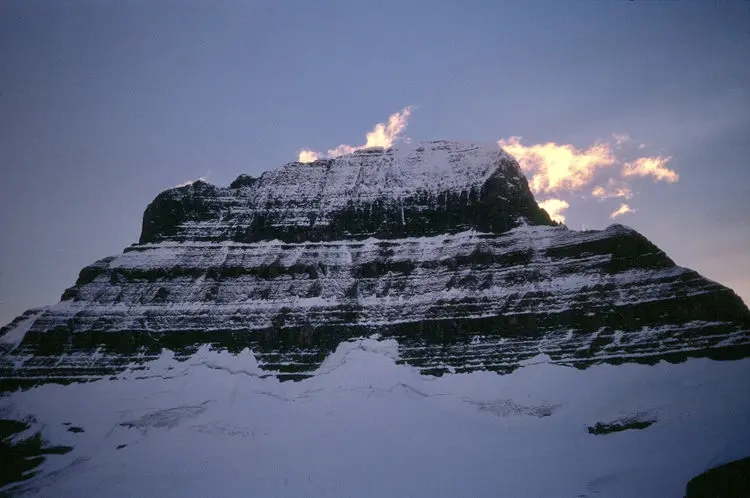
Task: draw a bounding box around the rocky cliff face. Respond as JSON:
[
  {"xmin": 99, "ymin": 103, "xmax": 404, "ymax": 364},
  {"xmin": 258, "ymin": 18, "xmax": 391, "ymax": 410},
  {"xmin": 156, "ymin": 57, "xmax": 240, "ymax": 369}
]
[
  {"xmin": 2, "ymin": 140, "xmax": 749, "ymax": 390},
  {"xmin": 139, "ymin": 141, "xmax": 551, "ymax": 244}
]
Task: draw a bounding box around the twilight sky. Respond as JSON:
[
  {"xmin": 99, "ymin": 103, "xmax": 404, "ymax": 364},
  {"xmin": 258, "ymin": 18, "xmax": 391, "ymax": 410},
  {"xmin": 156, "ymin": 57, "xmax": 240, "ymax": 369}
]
[{"xmin": 1, "ymin": 0, "xmax": 749, "ymax": 326}]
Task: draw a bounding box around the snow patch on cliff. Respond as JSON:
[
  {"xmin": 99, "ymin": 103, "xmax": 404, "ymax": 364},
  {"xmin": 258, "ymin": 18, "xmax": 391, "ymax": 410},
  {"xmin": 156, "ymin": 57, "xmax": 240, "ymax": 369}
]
[{"xmin": 0, "ymin": 309, "xmax": 46, "ymax": 350}]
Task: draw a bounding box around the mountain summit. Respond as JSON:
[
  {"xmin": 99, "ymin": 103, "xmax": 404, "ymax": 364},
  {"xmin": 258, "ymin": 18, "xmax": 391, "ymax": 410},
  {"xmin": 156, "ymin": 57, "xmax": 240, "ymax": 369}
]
[{"xmin": 140, "ymin": 140, "xmax": 553, "ymax": 245}]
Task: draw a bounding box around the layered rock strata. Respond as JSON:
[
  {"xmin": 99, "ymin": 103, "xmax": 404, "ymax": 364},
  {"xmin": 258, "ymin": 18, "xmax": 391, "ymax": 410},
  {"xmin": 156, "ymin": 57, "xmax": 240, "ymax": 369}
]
[{"xmin": 2, "ymin": 141, "xmax": 748, "ymax": 389}]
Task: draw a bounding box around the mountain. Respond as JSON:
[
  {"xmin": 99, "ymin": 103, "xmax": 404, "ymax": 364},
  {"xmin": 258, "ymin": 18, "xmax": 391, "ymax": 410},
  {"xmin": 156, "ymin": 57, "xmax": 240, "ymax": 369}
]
[
  {"xmin": 1, "ymin": 140, "xmax": 749, "ymax": 496},
  {"xmin": 2, "ymin": 140, "xmax": 748, "ymax": 388}
]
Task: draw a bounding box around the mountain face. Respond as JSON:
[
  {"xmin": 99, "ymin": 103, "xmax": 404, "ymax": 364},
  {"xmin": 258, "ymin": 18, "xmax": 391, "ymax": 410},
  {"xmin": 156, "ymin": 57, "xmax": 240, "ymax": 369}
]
[
  {"xmin": 1, "ymin": 140, "xmax": 749, "ymax": 390},
  {"xmin": 2, "ymin": 140, "xmax": 750, "ymax": 497}
]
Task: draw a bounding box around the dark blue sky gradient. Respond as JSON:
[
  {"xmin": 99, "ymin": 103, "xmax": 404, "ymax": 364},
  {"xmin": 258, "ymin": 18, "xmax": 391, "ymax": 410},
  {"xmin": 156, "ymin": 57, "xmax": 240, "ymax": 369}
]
[{"xmin": 1, "ymin": 0, "xmax": 748, "ymax": 325}]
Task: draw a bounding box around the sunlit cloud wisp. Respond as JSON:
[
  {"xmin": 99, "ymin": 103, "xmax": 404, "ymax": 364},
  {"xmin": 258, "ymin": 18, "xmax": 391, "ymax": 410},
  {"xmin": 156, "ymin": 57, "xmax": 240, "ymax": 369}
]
[
  {"xmin": 592, "ymin": 179, "xmax": 633, "ymax": 200},
  {"xmin": 298, "ymin": 150, "xmax": 321, "ymax": 163},
  {"xmin": 173, "ymin": 170, "xmax": 211, "ymax": 188},
  {"xmin": 363, "ymin": 106, "xmax": 412, "ymax": 149},
  {"xmin": 498, "ymin": 135, "xmax": 682, "ymax": 225},
  {"xmin": 498, "ymin": 137, "xmax": 616, "ymax": 194},
  {"xmin": 537, "ymin": 198, "xmax": 570, "ymax": 224},
  {"xmin": 610, "ymin": 203, "xmax": 635, "ymax": 219},
  {"xmin": 622, "ymin": 156, "xmax": 679, "ymax": 183},
  {"xmin": 298, "ymin": 106, "xmax": 413, "ymax": 163}
]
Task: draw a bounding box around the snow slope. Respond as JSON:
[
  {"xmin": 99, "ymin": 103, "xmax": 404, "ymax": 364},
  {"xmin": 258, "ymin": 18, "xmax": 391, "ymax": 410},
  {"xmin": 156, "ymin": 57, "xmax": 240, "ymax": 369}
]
[{"xmin": 2, "ymin": 338, "xmax": 749, "ymax": 497}]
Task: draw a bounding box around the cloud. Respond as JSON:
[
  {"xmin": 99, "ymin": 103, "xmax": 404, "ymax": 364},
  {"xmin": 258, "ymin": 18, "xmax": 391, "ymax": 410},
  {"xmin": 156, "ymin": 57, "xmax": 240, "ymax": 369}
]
[
  {"xmin": 537, "ymin": 198, "xmax": 570, "ymax": 224},
  {"xmin": 173, "ymin": 176, "xmax": 208, "ymax": 188},
  {"xmin": 298, "ymin": 106, "xmax": 413, "ymax": 163},
  {"xmin": 327, "ymin": 144, "xmax": 357, "ymax": 158},
  {"xmin": 498, "ymin": 135, "xmax": 681, "ymax": 225},
  {"xmin": 363, "ymin": 106, "xmax": 412, "ymax": 149},
  {"xmin": 592, "ymin": 179, "xmax": 633, "ymax": 200},
  {"xmin": 622, "ymin": 156, "xmax": 679, "ymax": 183},
  {"xmin": 298, "ymin": 150, "xmax": 321, "ymax": 163},
  {"xmin": 610, "ymin": 203, "xmax": 635, "ymax": 219},
  {"xmin": 498, "ymin": 136, "xmax": 616, "ymax": 194},
  {"xmin": 173, "ymin": 170, "xmax": 211, "ymax": 188},
  {"xmin": 613, "ymin": 133, "xmax": 630, "ymax": 147}
]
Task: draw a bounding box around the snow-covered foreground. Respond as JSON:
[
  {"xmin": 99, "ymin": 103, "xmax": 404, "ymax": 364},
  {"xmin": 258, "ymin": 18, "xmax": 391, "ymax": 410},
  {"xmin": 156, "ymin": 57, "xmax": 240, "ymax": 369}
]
[{"xmin": 2, "ymin": 337, "xmax": 749, "ymax": 497}]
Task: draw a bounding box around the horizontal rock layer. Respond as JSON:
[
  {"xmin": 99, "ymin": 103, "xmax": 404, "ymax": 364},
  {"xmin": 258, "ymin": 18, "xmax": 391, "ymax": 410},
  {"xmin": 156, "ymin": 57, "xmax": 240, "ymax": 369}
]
[{"xmin": 2, "ymin": 224, "xmax": 749, "ymax": 389}]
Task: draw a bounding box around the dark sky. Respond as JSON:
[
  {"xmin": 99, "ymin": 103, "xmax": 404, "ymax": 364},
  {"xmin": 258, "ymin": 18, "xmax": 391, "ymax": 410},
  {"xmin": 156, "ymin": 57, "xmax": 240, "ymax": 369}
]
[{"xmin": 1, "ymin": 0, "xmax": 749, "ymax": 325}]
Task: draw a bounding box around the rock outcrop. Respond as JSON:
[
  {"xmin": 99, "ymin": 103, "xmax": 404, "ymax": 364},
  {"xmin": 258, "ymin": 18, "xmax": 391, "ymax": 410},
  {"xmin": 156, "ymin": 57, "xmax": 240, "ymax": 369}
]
[{"xmin": 2, "ymin": 140, "xmax": 749, "ymax": 390}]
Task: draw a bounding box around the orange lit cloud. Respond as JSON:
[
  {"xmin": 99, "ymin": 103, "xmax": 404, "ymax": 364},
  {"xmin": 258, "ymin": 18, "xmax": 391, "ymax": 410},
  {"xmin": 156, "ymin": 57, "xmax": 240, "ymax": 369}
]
[
  {"xmin": 297, "ymin": 150, "xmax": 321, "ymax": 163},
  {"xmin": 622, "ymin": 156, "xmax": 679, "ymax": 183},
  {"xmin": 610, "ymin": 203, "xmax": 635, "ymax": 219},
  {"xmin": 498, "ymin": 137, "xmax": 616, "ymax": 194},
  {"xmin": 499, "ymin": 135, "xmax": 681, "ymax": 224},
  {"xmin": 592, "ymin": 179, "xmax": 633, "ymax": 200},
  {"xmin": 298, "ymin": 106, "xmax": 413, "ymax": 163},
  {"xmin": 362, "ymin": 106, "xmax": 412, "ymax": 149},
  {"xmin": 538, "ymin": 198, "xmax": 570, "ymax": 224}
]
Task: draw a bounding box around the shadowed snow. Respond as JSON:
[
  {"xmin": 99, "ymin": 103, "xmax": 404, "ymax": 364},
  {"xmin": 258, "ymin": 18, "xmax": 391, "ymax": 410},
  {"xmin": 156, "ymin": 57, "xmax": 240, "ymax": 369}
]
[{"xmin": 1, "ymin": 337, "xmax": 749, "ymax": 497}]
